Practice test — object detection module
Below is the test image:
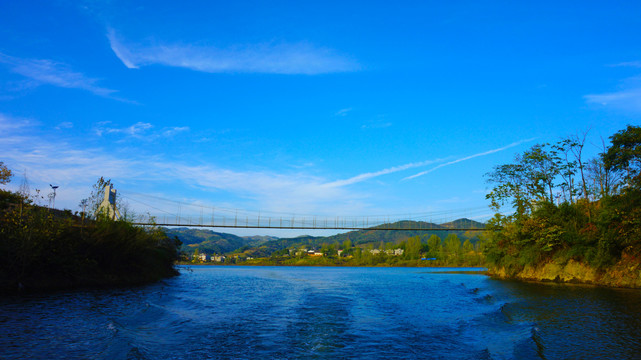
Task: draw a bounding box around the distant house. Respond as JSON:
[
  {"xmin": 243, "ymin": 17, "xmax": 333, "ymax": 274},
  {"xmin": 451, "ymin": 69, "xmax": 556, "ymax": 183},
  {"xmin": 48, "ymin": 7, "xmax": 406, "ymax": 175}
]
[
  {"xmin": 337, "ymin": 250, "xmax": 344, "ymax": 257},
  {"xmin": 211, "ymin": 255, "xmax": 226, "ymax": 262},
  {"xmin": 369, "ymin": 249, "xmax": 381, "ymax": 255},
  {"xmin": 380, "ymin": 248, "xmax": 404, "ymax": 256},
  {"xmin": 199, "ymin": 253, "xmax": 208, "ymax": 262},
  {"xmin": 310, "ymin": 252, "xmax": 323, "ymax": 257}
]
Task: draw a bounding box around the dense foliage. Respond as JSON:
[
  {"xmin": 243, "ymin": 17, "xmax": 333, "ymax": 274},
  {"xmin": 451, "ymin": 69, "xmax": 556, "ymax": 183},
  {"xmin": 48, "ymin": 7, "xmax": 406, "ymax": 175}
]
[
  {"xmin": 483, "ymin": 126, "xmax": 641, "ymax": 276},
  {"xmin": 0, "ymin": 179, "xmax": 181, "ymax": 293},
  {"xmin": 191, "ymin": 231, "xmax": 487, "ymax": 267}
]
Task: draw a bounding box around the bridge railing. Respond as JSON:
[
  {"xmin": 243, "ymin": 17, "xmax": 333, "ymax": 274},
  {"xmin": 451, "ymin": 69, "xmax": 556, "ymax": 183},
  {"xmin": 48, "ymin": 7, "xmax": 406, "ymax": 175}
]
[{"xmin": 130, "ymin": 213, "xmax": 487, "ymax": 231}]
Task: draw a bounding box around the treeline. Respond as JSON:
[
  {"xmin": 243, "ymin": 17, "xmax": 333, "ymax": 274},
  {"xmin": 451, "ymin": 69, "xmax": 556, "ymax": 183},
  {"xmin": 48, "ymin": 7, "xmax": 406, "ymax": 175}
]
[
  {"xmin": 251, "ymin": 233, "xmax": 486, "ymax": 267},
  {"xmin": 483, "ymin": 125, "xmax": 641, "ymax": 277},
  {"xmin": 0, "ymin": 171, "xmax": 181, "ymax": 293}
]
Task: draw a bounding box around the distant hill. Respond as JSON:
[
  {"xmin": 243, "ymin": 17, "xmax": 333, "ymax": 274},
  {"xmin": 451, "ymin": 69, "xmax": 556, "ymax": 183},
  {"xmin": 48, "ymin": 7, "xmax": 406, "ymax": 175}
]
[
  {"xmin": 163, "ymin": 227, "xmax": 273, "ymax": 254},
  {"xmin": 164, "ymin": 219, "xmax": 485, "ymax": 257},
  {"xmin": 440, "ymin": 218, "xmax": 486, "ymax": 229},
  {"xmin": 242, "ymin": 219, "xmax": 486, "ymax": 257}
]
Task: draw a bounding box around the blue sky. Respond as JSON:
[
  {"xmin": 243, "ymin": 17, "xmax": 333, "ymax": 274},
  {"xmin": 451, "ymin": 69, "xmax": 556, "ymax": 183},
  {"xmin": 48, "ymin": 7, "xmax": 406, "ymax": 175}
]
[{"xmin": 1, "ymin": 1, "xmax": 640, "ymax": 236}]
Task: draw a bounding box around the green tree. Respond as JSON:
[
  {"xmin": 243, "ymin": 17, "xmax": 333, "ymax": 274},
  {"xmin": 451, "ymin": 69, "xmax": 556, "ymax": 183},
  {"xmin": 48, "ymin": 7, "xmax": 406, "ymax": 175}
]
[
  {"xmin": 462, "ymin": 239, "xmax": 474, "ymax": 253},
  {"xmin": 321, "ymin": 243, "xmax": 337, "ymax": 257},
  {"xmin": 342, "ymin": 239, "xmax": 352, "ymax": 252},
  {"xmin": 443, "ymin": 234, "xmax": 461, "ymax": 258},
  {"xmin": 553, "ymin": 138, "xmax": 579, "ymax": 203},
  {"xmin": 486, "ymin": 163, "xmax": 532, "ymax": 218},
  {"xmin": 427, "ymin": 235, "xmax": 441, "ymax": 257},
  {"xmin": 604, "ymin": 125, "xmax": 641, "ymax": 189},
  {"xmin": 405, "ymin": 236, "xmax": 422, "ymax": 260},
  {"xmin": 521, "ymin": 143, "xmax": 562, "ymax": 203},
  {"xmin": 0, "ymin": 161, "xmax": 12, "ymax": 185}
]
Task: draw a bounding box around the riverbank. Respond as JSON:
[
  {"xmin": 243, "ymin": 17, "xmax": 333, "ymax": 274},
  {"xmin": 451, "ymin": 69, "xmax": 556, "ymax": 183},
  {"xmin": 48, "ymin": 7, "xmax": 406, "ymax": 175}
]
[
  {"xmin": 181, "ymin": 255, "xmax": 484, "ymax": 268},
  {"xmin": 488, "ymin": 254, "xmax": 641, "ymax": 288}
]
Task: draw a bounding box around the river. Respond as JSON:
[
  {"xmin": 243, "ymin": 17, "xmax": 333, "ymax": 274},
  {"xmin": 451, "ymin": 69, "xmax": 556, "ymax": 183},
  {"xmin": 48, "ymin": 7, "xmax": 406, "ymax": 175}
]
[{"xmin": 1, "ymin": 266, "xmax": 640, "ymax": 359}]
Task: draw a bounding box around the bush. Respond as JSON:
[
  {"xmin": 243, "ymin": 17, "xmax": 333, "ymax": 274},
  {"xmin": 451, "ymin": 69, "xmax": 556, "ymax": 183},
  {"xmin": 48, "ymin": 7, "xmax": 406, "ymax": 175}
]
[{"xmin": 0, "ymin": 190, "xmax": 180, "ymax": 293}]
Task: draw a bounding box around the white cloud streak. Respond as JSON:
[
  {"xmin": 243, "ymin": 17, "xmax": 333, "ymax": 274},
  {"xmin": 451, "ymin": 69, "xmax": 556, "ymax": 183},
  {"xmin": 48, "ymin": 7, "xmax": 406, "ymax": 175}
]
[
  {"xmin": 403, "ymin": 139, "xmax": 534, "ymax": 181},
  {"xmin": 107, "ymin": 29, "xmax": 359, "ymax": 75},
  {"xmin": 94, "ymin": 121, "xmax": 190, "ymax": 140},
  {"xmin": 585, "ymin": 88, "xmax": 641, "ymax": 112},
  {"xmin": 334, "ymin": 108, "xmax": 352, "ymax": 117},
  {"xmin": 324, "ymin": 159, "xmax": 445, "ymax": 188},
  {"xmin": 586, "ymin": 61, "xmax": 641, "ymax": 112},
  {"xmin": 609, "ymin": 61, "xmax": 641, "ymax": 68},
  {"xmin": 0, "ymin": 52, "xmax": 128, "ymax": 101}
]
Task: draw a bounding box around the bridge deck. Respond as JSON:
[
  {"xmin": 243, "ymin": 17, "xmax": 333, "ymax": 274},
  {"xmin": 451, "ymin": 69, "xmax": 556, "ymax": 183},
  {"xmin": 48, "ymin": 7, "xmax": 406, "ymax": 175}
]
[{"xmin": 132, "ymin": 222, "xmax": 487, "ymax": 231}]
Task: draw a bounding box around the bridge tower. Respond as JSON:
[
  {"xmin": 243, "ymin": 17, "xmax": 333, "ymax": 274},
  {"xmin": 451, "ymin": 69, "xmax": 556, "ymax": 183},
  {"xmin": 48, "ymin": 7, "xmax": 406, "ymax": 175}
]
[{"xmin": 97, "ymin": 184, "xmax": 121, "ymax": 220}]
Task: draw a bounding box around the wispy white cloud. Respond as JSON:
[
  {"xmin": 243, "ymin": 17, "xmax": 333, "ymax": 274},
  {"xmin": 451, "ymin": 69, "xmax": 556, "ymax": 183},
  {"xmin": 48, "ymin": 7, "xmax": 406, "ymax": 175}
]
[
  {"xmin": 0, "ymin": 115, "xmax": 362, "ymax": 215},
  {"xmin": 608, "ymin": 61, "xmax": 641, "ymax": 68},
  {"xmin": 55, "ymin": 122, "xmax": 73, "ymax": 130},
  {"xmin": 585, "ymin": 88, "xmax": 641, "ymax": 112},
  {"xmin": 94, "ymin": 121, "xmax": 189, "ymax": 140},
  {"xmin": 361, "ymin": 121, "xmax": 392, "ymax": 129},
  {"xmin": 0, "ymin": 52, "xmax": 129, "ymax": 101},
  {"xmin": 334, "ymin": 108, "xmax": 352, "ymax": 117},
  {"xmin": 162, "ymin": 126, "xmax": 190, "ymax": 137},
  {"xmin": 1, "ymin": 112, "xmax": 500, "ymax": 222},
  {"xmin": 403, "ymin": 139, "xmax": 534, "ymax": 181},
  {"xmin": 107, "ymin": 29, "xmax": 359, "ymax": 75},
  {"xmin": 0, "ymin": 113, "xmax": 36, "ymax": 132},
  {"xmin": 324, "ymin": 158, "xmax": 446, "ymax": 188},
  {"xmin": 361, "ymin": 115, "xmax": 392, "ymax": 129},
  {"xmin": 586, "ymin": 61, "xmax": 641, "ymax": 112}
]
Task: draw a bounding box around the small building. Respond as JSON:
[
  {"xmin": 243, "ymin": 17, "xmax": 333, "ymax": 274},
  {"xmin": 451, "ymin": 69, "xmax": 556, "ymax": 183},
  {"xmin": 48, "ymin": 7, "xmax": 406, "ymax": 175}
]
[{"xmin": 199, "ymin": 253, "xmax": 208, "ymax": 262}]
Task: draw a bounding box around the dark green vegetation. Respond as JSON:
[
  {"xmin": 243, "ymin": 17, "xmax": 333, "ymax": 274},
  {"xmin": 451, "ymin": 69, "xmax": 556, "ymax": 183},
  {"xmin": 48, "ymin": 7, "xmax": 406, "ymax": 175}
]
[
  {"xmin": 176, "ymin": 219, "xmax": 487, "ymax": 267},
  {"xmin": 483, "ymin": 125, "xmax": 641, "ymax": 287},
  {"xmin": 0, "ymin": 174, "xmax": 181, "ymax": 294}
]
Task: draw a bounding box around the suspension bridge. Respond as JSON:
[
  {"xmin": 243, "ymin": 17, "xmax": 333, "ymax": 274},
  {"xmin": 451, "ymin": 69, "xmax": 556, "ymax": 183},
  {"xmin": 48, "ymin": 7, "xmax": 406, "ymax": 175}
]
[{"xmin": 110, "ymin": 190, "xmax": 490, "ymax": 232}]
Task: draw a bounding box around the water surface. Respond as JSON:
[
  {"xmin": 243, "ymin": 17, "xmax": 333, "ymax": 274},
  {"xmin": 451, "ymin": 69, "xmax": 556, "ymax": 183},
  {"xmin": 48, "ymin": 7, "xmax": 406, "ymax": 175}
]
[{"xmin": 1, "ymin": 266, "xmax": 640, "ymax": 359}]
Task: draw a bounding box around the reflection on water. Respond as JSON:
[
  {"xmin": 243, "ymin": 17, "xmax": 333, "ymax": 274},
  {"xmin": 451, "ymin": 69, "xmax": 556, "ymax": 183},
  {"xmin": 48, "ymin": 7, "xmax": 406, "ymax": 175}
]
[{"xmin": 1, "ymin": 266, "xmax": 640, "ymax": 359}]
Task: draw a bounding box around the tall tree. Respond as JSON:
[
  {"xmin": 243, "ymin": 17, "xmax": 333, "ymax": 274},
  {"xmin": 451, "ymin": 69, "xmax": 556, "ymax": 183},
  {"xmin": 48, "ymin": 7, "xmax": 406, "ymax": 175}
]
[
  {"xmin": 427, "ymin": 234, "xmax": 441, "ymax": 257},
  {"xmin": 570, "ymin": 131, "xmax": 590, "ymax": 200},
  {"xmin": 604, "ymin": 125, "xmax": 641, "ymax": 189},
  {"xmin": 405, "ymin": 236, "xmax": 422, "ymax": 259},
  {"xmin": 443, "ymin": 234, "xmax": 461, "ymax": 257},
  {"xmin": 553, "ymin": 138, "xmax": 579, "ymax": 203},
  {"xmin": 486, "ymin": 162, "xmax": 531, "ymax": 218},
  {"xmin": 0, "ymin": 161, "xmax": 12, "ymax": 185},
  {"xmin": 521, "ymin": 143, "xmax": 561, "ymax": 203}
]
